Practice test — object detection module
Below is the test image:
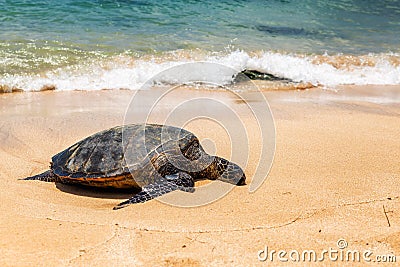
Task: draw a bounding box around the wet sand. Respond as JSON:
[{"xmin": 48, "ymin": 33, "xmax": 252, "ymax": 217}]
[{"xmin": 0, "ymin": 86, "xmax": 399, "ymax": 266}]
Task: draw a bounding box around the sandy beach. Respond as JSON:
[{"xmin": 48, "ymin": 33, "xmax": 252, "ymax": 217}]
[{"xmin": 0, "ymin": 86, "xmax": 399, "ymax": 266}]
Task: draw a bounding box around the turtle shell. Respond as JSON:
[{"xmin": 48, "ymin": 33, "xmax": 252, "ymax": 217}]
[{"xmin": 51, "ymin": 124, "xmax": 194, "ymax": 182}]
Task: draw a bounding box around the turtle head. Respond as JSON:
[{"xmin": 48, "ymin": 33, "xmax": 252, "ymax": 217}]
[
  {"xmin": 178, "ymin": 135, "xmax": 246, "ymax": 185},
  {"xmin": 212, "ymin": 156, "xmax": 246, "ymax": 185}
]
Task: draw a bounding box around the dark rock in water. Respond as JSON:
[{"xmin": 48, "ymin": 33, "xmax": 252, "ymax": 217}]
[
  {"xmin": 256, "ymin": 25, "xmax": 308, "ymax": 36},
  {"xmin": 0, "ymin": 85, "xmax": 23, "ymax": 94},
  {"xmin": 256, "ymin": 25, "xmax": 340, "ymax": 40},
  {"xmin": 40, "ymin": 84, "xmax": 56, "ymax": 92},
  {"xmin": 237, "ymin": 69, "xmax": 292, "ymax": 82}
]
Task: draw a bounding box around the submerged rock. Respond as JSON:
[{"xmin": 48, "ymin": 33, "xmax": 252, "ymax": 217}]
[
  {"xmin": 236, "ymin": 69, "xmax": 292, "ymax": 82},
  {"xmin": 0, "ymin": 85, "xmax": 23, "ymax": 94},
  {"xmin": 256, "ymin": 25, "xmax": 308, "ymax": 36}
]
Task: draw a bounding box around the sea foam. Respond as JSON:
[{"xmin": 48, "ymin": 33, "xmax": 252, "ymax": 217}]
[{"xmin": 0, "ymin": 50, "xmax": 399, "ymax": 92}]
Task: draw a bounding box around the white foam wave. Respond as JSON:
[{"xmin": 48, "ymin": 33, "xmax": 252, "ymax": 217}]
[
  {"xmin": 210, "ymin": 50, "xmax": 400, "ymax": 86},
  {"xmin": 1, "ymin": 50, "xmax": 399, "ymax": 92}
]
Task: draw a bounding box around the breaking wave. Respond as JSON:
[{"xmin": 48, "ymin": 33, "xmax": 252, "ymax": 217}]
[{"xmin": 1, "ymin": 50, "xmax": 399, "ymax": 93}]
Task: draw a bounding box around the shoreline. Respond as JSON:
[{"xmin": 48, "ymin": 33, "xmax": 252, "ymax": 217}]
[
  {"xmin": 1, "ymin": 49, "xmax": 400, "ymax": 93},
  {"xmin": 0, "ymin": 86, "xmax": 399, "ymax": 265}
]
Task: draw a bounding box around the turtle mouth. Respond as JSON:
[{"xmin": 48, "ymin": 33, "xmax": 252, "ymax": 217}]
[
  {"xmin": 220, "ymin": 174, "xmax": 246, "ymax": 185},
  {"xmin": 237, "ymin": 175, "xmax": 246, "ymax": 186}
]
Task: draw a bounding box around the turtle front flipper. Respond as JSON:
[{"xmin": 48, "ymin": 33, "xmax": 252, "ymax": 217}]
[
  {"xmin": 21, "ymin": 170, "xmax": 57, "ymax": 182},
  {"xmin": 113, "ymin": 172, "xmax": 194, "ymax": 210}
]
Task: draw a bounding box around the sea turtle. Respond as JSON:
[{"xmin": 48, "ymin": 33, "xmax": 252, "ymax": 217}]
[{"xmin": 23, "ymin": 123, "xmax": 246, "ymax": 209}]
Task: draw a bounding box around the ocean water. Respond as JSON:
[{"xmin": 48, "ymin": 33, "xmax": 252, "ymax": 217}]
[{"xmin": 1, "ymin": 0, "xmax": 400, "ymax": 92}]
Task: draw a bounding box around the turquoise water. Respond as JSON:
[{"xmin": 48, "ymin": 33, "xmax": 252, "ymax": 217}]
[
  {"xmin": 2, "ymin": 0, "xmax": 400, "ymax": 53},
  {"xmin": 1, "ymin": 0, "xmax": 400, "ymax": 91}
]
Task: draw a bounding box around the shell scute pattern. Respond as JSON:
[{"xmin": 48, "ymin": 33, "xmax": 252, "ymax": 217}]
[
  {"xmin": 52, "ymin": 124, "xmax": 193, "ymax": 180},
  {"xmin": 53, "ymin": 127, "xmax": 126, "ymax": 178}
]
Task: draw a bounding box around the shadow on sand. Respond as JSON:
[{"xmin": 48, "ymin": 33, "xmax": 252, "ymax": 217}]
[{"xmin": 55, "ymin": 183, "xmax": 140, "ymax": 200}]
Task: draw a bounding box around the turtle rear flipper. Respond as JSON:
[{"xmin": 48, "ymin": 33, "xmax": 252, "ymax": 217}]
[
  {"xmin": 113, "ymin": 172, "xmax": 194, "ymax": 210},
  {"xmin": 21, "ymin": 170, "xmax": 57, "ymax": 182}
]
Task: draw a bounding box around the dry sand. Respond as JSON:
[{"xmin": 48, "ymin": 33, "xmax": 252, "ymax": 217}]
[{"xmin": 0, "ymin": 86, "xmax": 399, "ymax": 266}]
